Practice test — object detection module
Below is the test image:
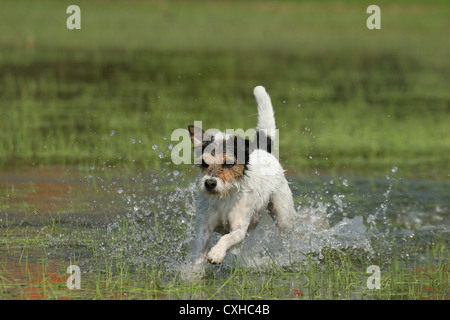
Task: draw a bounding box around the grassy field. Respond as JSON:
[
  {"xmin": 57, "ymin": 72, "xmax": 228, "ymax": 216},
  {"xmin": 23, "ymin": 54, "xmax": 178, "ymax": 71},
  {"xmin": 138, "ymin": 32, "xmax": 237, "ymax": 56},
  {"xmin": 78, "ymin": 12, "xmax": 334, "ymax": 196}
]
[{"xmin": 0, "ymin": 0, "xmax": 448, "ymax": 178}]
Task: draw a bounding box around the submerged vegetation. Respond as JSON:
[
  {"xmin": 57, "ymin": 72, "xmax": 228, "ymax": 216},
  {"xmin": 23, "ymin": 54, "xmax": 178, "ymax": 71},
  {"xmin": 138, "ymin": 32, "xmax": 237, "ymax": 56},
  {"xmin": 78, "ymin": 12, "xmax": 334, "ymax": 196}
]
[
  {"xmin": 1, "ymin": 224, "xmax": 448, "ymax": 300},
  {"xmin": 0, "ymin": 166, "xmax": 448, "ymax": 300}
]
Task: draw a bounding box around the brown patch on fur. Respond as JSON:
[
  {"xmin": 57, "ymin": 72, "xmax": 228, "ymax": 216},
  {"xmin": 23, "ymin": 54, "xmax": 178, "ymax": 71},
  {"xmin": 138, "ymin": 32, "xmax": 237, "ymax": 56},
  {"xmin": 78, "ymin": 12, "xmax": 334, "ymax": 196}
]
[
  {"xmin": 218, "ymin": 163, "xmax": 245, "ymax": 184},
  {"xmin": 201, "ymin": 154, "xmax": 245, "ymax": 184}
]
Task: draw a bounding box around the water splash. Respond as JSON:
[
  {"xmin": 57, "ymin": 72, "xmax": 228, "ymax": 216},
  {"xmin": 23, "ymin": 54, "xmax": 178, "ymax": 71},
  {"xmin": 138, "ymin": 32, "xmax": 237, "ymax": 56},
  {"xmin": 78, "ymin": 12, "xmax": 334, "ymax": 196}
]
[
  {"xmin": 96, "ymin": 168, "xmax": 396, "ymax": 275},
  {"xmin": 367, "ymin": 166, "xmax": 399, "ymax": 234},
  {"xmin": 93, "ymin": 145, "xmax": 446, "ymax": 276},
  {"xmin": 102, "ymin": 176, "xmax": 197, "ymax": 268}
]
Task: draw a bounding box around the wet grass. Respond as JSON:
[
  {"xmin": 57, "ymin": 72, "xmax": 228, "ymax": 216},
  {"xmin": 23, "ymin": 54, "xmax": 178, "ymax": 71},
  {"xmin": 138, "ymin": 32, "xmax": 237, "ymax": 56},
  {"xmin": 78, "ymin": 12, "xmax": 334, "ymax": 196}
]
[
  {"xmin": 0, "ymin": 223, "xmax": 448, "ymax": 300},
  {"xmin": 0, "ymin": 167, "xmax": 448, "ymax": 300}
]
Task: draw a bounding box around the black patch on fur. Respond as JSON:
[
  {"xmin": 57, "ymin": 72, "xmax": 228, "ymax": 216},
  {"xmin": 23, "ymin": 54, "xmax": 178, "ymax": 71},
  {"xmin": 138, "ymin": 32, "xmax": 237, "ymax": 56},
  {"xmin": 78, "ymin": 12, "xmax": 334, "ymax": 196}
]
[{"xmin": 255, "ymin": 130, "xmax": 273, "ymax": 153}]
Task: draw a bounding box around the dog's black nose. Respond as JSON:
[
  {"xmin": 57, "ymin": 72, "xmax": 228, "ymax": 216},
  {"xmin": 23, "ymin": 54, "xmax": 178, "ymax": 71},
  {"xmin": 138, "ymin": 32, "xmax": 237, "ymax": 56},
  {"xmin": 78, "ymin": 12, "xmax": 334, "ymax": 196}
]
[{"xmin": 205, "ymin": 179, "xmax": 217, "ymax": 191}]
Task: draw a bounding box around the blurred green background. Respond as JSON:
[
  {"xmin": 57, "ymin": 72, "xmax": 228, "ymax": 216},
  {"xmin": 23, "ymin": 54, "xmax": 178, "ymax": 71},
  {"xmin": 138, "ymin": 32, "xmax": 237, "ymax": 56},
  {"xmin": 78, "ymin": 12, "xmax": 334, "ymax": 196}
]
[{"xmin": 0, "ymin": 0, "xmax": 449, "ymax": 178}]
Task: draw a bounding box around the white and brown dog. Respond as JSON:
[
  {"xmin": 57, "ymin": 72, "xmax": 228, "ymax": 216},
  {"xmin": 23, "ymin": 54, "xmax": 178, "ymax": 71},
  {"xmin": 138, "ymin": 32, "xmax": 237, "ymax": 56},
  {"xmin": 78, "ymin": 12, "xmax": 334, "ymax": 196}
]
[{"xmin": 187, "ymin": 86, "xmax": 297, "ymax": 266}]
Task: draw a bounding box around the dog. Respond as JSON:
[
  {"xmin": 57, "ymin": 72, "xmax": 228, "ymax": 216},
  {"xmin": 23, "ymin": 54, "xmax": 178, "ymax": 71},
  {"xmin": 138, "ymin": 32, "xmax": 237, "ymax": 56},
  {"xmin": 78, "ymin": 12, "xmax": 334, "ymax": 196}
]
[{"xmin": 187, "ymin": 86, "xmax": 297, "ymax": 266}]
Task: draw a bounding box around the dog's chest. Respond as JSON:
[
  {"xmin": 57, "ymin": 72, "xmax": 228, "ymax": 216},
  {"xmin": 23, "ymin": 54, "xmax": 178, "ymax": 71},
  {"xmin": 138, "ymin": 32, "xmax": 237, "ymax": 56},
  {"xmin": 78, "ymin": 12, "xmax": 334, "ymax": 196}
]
[
  {"xmin": 215, "ymin": 197, "xmax": 238, "ymax": 230},
  {"xmin": 209, "ymin": 193, "xmax": 254, "ymax": 233}
]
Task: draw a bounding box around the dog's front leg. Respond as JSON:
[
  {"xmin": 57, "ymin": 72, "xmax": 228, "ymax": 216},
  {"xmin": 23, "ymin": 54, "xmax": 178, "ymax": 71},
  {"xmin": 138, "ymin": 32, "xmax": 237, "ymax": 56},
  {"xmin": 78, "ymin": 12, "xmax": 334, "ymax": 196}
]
[
  {"xmin": 207, "ymin": 195, "xmax": 254, "ymax": 264},
  {"xmin": 207, "ymin": 224, "xmax": 248, "ymax": 264}
]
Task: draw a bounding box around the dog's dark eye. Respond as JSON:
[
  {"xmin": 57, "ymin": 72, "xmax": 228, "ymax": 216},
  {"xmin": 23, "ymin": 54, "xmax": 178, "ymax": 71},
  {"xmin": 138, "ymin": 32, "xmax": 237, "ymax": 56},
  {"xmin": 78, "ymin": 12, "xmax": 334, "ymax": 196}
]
[
  {"xmin": 201, "ymin": 160, "xmax": 209, "ymax": 168},
  {"xmin": 222, "ymin": 163, "xmax": 234, "ymax": 169}
]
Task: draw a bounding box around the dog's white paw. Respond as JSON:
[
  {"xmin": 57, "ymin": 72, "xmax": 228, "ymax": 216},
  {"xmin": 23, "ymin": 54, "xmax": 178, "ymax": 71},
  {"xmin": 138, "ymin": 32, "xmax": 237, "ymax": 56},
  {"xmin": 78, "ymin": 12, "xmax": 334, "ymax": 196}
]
[{"xmin": 207, "ymin": 246, "xmax": 226, "ymax": 264}]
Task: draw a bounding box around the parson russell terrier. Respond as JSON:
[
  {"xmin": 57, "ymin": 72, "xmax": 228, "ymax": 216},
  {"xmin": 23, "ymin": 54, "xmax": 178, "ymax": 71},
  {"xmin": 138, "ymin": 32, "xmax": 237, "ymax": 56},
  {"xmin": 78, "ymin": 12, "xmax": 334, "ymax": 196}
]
[{"xmin": 187, "ymin": 86, "xmax": 297, "ymax": 266}]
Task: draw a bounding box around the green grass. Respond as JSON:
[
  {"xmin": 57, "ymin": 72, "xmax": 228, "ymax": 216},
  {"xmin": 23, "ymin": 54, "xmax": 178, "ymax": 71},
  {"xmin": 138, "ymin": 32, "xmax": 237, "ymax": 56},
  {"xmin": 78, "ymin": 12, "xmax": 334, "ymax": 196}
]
[{"xmin": 0, "ymin": 0, "xmax": 449, "ymax": 178}]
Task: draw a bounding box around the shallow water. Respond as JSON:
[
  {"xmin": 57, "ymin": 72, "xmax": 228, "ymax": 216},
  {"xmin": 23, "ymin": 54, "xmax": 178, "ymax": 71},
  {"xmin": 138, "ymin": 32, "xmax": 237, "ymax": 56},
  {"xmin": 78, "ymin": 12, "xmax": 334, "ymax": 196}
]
[
  {"xmin": 0, "ymin": 165, "xmax": 448, "ymax": 299},
  {"xmin": 103, "ymin": 166, "xmax": 449, "ymax": 263}
]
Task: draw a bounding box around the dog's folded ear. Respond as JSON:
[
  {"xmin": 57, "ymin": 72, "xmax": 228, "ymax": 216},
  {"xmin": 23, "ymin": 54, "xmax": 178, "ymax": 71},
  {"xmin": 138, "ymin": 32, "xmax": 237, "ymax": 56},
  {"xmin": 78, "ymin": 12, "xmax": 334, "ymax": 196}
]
[{"xmin": 188, "ymin": 125, "xmax": 212, "ymax": 148}]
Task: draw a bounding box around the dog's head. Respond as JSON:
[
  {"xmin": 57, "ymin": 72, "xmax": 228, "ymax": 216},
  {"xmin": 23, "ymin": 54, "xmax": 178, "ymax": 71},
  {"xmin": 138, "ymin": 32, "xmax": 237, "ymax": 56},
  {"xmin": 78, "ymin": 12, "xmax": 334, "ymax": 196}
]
[{"xmin": 188, "ymin": 125, "xmax": 251, "ymax": 196}]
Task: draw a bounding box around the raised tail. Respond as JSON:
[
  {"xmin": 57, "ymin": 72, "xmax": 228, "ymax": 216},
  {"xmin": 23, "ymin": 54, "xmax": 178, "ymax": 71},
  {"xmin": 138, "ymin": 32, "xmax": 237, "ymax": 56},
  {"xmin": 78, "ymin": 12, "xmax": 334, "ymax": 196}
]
[{"xmin": 253, "ymin": 86, "xmax": 276, "ymax": 152}]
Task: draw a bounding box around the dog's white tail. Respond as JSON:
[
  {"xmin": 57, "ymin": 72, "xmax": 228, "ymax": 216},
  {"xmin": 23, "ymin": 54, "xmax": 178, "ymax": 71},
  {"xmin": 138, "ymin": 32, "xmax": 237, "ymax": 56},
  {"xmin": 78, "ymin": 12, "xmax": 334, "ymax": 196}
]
[
  {"xmin": 254, "ymin": 86, "xmax": 276, "ymax": 135},
  {"xmin": 253, "ymin": 86, "xmax": 276, "ymax": 152}
]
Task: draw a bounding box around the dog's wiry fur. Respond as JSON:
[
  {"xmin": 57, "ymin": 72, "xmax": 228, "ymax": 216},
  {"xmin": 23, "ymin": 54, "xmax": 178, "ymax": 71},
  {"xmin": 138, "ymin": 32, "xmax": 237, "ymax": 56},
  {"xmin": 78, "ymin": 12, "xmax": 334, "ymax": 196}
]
[{"xmin": 187, "ymin": 86, "xmax": 297, "ymax": 266}]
